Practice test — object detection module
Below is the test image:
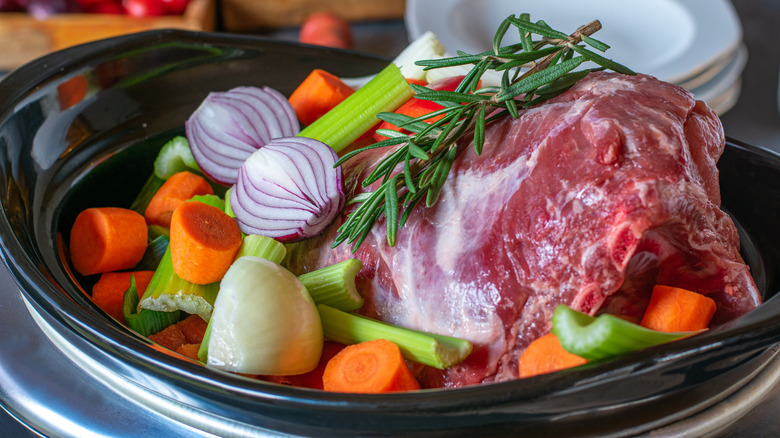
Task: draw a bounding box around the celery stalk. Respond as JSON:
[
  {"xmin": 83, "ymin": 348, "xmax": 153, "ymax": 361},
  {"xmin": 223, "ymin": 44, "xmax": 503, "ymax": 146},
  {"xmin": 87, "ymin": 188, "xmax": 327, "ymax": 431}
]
[
  {"xmin": 551, "ymin": 305, "xmax": 694, "ymax": 361},
  {"xmin": 317, "ymin": 304, "xmax": 472, "ymax": 369},
  {"xmin": 123, "ymin": 276, "xmax": 180, "ymax": 337},
  {"xmin": 236, "ymin": 234, "xmax": 286, "ymax": 264},
  {"xmin": 139, "ymin": 246, "xmax": 219, "ymax": 321},
  {"xmin": 298, "ymin": 259, "xmax": 363, "ymax": 311},
  {"xmin": 190, "ymin": 194, "xmax": 225, "ymax": 211},
  {"xmin": 224, "ymin": 187, "xmax": 235, "ymax": 217},
  {"xmin": 154, "ymin": 135, "xmax": 202, "ymax": 179},
  {"xmin": 297, "ymin": 63, "xmax": 413, "ymax": 153}
]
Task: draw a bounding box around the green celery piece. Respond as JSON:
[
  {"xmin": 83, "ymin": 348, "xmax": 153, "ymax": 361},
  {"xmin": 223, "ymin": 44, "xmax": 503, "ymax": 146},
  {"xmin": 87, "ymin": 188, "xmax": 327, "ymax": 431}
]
[
  {"xmin": 551, "ymin": 305, "xmax": 694, "ymax": 361},
  {"xmin": 236, "ymin": 234, "xmax": 286, "ymax": 263},
  {"xmin": 129, "ymin": 173, "xmax": 165, "ymax": 215},
  {"xmin": 298, "ymin": 63, "xmax": 414, "ymax": 153},
  {"xmin": 154, "ymin": 135, "xmax": 202, "ymax": 179},
  {"xmin": 123, "ymin": 275, "xmax": 180, "ymax": 337},
  {"xmin": 135, "ymin": 235, "xmax": 170, "ymax": 271},
  {"xmin": 197, "ymin": 320, "xmax": 212, "ymax": 363},
  {"xmin": 224, "ymin": 187, "xmax": 235, "ymax": 217},
  {"xmin": 190, "ymin": 194, "xmax": 225, "ymax": 211},
  {"xmin": 139, "ymin": 246, "xmax": 219, "ymax": 321},
  {"xmin": 318, "ymin": 304, "xmax": 472, "ymax": 369},
  {"xmin": 298, "ymin": 259, "xmax": 363, "ymax": 311}
]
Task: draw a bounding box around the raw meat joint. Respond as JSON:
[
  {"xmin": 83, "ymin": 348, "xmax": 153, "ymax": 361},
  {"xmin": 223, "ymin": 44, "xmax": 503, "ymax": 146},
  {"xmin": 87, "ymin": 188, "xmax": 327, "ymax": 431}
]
[{"xmin": 288, "ymin": 72, "xmax": 761, "ymax": 388}]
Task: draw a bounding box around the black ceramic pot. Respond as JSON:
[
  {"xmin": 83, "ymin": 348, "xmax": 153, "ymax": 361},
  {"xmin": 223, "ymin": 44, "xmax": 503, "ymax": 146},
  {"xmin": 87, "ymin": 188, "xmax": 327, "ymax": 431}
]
[{"xmin": 1, "ymin": 30, "xmax": 779, "ymax": 437}]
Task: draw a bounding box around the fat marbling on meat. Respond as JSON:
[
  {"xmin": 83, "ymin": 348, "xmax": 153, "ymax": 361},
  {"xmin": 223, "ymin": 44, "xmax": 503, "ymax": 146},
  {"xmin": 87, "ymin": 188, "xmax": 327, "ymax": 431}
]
[{"xmin": 286, "ymin": 71, "xmax": 762, "ymax": 388}]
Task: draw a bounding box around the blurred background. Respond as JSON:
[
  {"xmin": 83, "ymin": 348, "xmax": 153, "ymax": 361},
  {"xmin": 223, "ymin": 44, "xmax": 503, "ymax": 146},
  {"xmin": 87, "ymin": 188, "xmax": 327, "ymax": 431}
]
[{"xmin": 0, "ymin": 0, "xmax": 778, "ymax": 151}]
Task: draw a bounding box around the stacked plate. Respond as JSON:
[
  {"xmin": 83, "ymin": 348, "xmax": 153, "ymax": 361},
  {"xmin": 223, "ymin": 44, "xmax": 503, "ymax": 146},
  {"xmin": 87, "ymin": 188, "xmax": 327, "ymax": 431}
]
[{"xmin": 405, "ymin": 0, "xmax": 745, "ymax": 115}]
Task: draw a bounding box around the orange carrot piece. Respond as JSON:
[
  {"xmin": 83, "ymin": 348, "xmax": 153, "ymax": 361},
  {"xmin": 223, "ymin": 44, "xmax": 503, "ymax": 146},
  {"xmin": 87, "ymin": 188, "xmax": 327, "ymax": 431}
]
[
  {"xmin": 322, "ymin": 339, "xmax": 420, "ymax": 393},
  {"xmin": 177, "ymin": 314, "xmax": 209, "ymax": 344},
  {"xmin": 175, "ymin": 343, "xmax": 201, "ymax": 361},
  {"xmin": 144, "ymin": 171, "xmax": 213, "ymax": 228},
  {"xmin": 91, "ymin": 270, "xmax": 154, "ymax": 324},
  {"xmin": 517, "ymin": 333, "xmax": 588, "ymax": 378},
  {"xmin": 148, "ymin": 323, "xmax": 187, "ymax": 351},
  {"xmin": 640, "ymin": 285, "xmax": 717, "ymax": 332},
  {"xmin": 289, "ymin": 69, "xmax": 355, "ymax": 126},
  {"xmin": 169, "ymin": 200, "xmax": 242, "ymax": 285},
  {"xmin": 69, "ymin": 207, "xmax": 148, "ymax": 276},
  {"xmin": 265, "ymin": 341, "xmax": 347, "ymax": 390}
]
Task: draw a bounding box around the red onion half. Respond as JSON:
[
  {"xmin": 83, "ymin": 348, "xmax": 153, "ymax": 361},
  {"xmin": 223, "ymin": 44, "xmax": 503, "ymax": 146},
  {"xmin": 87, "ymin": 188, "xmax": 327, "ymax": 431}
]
[
  {"xmin": 231, "ymin": 137, "xmax": 345, "ymax": 242},
  {"xmin": 185, "ymin": 86, "xmax": 299, "ymax": 186}
]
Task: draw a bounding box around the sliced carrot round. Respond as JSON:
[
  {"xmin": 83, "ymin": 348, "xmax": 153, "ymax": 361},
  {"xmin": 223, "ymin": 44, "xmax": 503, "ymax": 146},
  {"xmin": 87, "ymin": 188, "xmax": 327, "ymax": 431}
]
[
  {"xmin": 323, "ymin": 338, "xmax": 420, "ymax": 393},
  {"xmin": 169, "ymin": 200, "xmax": 242, "ymax": 285}
]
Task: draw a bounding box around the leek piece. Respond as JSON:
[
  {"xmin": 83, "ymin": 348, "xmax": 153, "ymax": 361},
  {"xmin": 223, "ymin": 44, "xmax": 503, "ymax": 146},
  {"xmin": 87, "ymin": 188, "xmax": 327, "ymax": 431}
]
[
  {"xmin": 147, "ymin": 224, "xmax": 170, "ymax": 241},
  {"xmin": 154, "ymin": 135, "xmax": 202, "ymax": 179},
  {"xmin": 123, "ymin": 275, "xmax": 180, "ymax": 337},
  {"xmin": 297, "ymin": 63, "xmax": 413, "ymax": 153},
  {"xmin": 317, "ymin": 304, "xmax": 472, "ymax": 369},
  {"xmin": 298, "ymin": 259, "xmax": 363, "ymax": 311},
  {"xmin": 138, "ymin": 246, "xmax": 219, "ymax": 321},
  {"xmin": 135, "ymin": 235, "xmax": 169, "ymax": 271},
  {"xmin": 236, "ymin": 234, "xmax": 286, "ymax": 264},
  {"xmin": 551, "ymin": 305, "xmax": 694, "ymax": 361},
  {"xmin": 190, "ymin": 194, "xmax": 225, "ymax": 211},
  {"xmin": 129, "ymin": 173, "xmax": 164, "ymax": 215}
]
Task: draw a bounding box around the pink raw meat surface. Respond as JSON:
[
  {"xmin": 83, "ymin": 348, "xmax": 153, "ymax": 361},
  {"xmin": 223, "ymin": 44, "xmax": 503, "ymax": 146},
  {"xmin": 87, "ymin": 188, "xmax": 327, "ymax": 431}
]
[{"xmin": 287, "ymin": 72, "xmax": 762, "ymax": 388}]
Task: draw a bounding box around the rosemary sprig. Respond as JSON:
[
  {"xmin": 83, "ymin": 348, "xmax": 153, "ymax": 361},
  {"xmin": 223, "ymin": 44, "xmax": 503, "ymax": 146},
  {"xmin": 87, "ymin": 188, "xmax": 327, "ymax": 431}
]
[{"xmin": 334, "ymin": 14, "xmax": 635, "ymax": 251}]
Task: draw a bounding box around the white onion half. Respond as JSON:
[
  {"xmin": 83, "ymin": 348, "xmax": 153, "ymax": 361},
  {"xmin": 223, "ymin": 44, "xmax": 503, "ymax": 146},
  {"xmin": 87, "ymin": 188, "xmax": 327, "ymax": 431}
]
[
  {"xmin": 231, "ymin": 136, "xmax": 345, "ymax": 242},
  {"xmin": 207, "ymin": 256, "xmax": 323, "ymax": 375},
  {"xmin": 185, "ymin": 86, "xmax": 300, "ymax": 186}
]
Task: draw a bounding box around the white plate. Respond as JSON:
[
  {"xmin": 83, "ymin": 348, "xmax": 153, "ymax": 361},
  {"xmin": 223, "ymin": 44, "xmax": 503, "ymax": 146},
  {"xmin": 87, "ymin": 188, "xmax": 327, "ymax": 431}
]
[
  {"xmin": 405, "ymin": 0, "xmax": 742, "ymax": 84},
  {"xmin": 689, "ymin": 43, "xmax": 747, "ymax": 105}
]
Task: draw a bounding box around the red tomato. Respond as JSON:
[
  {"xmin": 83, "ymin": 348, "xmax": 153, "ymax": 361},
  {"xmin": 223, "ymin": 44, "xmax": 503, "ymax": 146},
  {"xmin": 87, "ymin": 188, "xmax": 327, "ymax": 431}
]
[
  {"xmin": 122, "ymin": 0, "xmax": 164, "ymax": 17},
  {"xmin": 373, "ymin": 76, "xmax": 467, "ymax": 142},
  {"xmin": 299, "ymin": 12, "xmax": 352, "ymax": 49},
  {"xmin": 160, "ymin": 0, "xmax": 188, "ymax": 14}
]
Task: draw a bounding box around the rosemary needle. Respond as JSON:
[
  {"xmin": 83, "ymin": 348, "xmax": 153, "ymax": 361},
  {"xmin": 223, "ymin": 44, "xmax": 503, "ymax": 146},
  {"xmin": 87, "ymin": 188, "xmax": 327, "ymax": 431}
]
[{"xmin": 334, "ymin": 14, "xmax": 634, "ymax": 251}]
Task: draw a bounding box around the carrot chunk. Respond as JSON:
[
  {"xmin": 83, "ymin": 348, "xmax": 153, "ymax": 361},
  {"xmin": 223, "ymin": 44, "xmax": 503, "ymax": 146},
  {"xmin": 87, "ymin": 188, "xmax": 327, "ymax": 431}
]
[
  {"xmin": 289, "ymin": 69, "xmax": 355, "ymax": 126},
  {"xmin": 322, "ymin": 339, "xmax": 420, "ymax": 393},
  {"xmin": 69, "ymin": 207, "xmax": 148, "ymax": 276},
  {"xmin": 177, "ymin": 314, "xmax": 209, "ymax": 344},
  {"xmin": 148, "ymin": 323, "xmax": 187, "ymax": 351},
  {"xmin": 175, "ymin": 343, "xmax": 201, "ymax": 361},
  {"xmin": 517, "ymin": 332, "xmax": 588, "ymax": 378},
  {"xmin": 169, "ymin": 200, "xmax": 242, "ymax": 285},
  {"xmin": 640, "ymin": 285, "xmax": 717, "ymax": 332},
  {"xmin": 144, "ymin": 171, "xmax": 213, "ymax": 228},
  {"xmin": 91, "ymin": 270, "xmax": 154, "ymax": 324}
]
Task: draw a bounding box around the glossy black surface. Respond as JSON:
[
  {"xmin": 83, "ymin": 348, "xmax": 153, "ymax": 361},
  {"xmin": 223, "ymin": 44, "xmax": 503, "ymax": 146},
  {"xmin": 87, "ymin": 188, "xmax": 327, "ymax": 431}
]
[{"xmin": 1, "ymin": 30, "xmax": 780, "ymax": 437}]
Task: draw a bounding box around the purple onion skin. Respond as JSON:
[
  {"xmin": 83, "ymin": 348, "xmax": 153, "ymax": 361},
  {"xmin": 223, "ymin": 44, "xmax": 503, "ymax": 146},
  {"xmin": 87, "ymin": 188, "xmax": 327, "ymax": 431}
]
[
  {"xmin": 231, "ymin": 137, "xmax": 345, "ymax": 243},
  {"xmin": 185, "ymin": 86, "xmax": 300, "ymax": 186}
]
